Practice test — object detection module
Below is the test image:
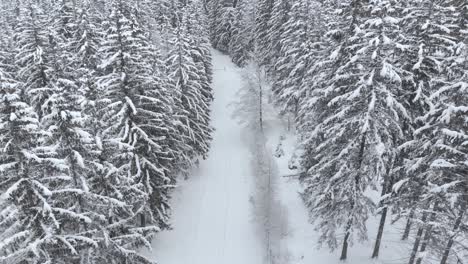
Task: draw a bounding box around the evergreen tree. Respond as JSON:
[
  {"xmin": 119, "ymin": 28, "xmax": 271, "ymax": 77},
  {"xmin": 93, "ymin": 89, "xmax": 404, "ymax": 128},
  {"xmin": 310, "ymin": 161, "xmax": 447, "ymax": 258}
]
[
  {"xmin": 254, "ymin": 0, "xmax": 274, "ymax": 69},
  {"xmin": 229, "ymin": 0, "xmax": 255, "ymax": 67},
  {"xmin": 295, "ymin": 0, "xmax": 345, "ymax": 129},
  {"xmin": 186, "ymin": 1, "xmax": 214, "ymax": 98},
  {"xmin": 405, "ymin": 73, "xmax": 468, "ymax": 264},
  {"xmin": 1, "ymin": 0, "xmax": 214, "ymax": 262},
  {"xmin": 397, "ymin": 1, "xmax": 468, "ymax": 263},
  {"xmin": 209, "ymin": 0, "xmax": 235, "ymax": 52},
  {"xmin": 14, "ymin": 2, "xmax": 54, "ymax": 119},
  {"xmin": 97, "ymin": 1, "xmax": 175, "ymax": 256},
  {"xmin": 268, "ymin": 0, "xmax": 291, "ymax": 70},
  {"xmin": 299, "ymin": 0, "xmax": 410, "ymax": 260},
  {"xmin": 0, "ymin": 51, "xmax": 98, "ymax": 264}
]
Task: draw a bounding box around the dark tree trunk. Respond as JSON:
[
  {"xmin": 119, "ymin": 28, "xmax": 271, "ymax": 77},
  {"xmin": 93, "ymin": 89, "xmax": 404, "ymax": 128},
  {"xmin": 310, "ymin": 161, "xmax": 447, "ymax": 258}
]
[
  {"xmin": 408, "ymin": 210, "xmax": 429, "ymax": 264},
  {"xmin": 372, "ymin": 159, "xmax": 394, "ymax": 258},
  {"xmin": 440, "ymin": 203, "xmax": 466, "ymax": 264},
  {"xmin": 402, "ymin": 209, "xmax": 415, "ymax": 240},
  {"xmin": 372, "ymin": 207, "xmax": 388, "ymax": 258}
]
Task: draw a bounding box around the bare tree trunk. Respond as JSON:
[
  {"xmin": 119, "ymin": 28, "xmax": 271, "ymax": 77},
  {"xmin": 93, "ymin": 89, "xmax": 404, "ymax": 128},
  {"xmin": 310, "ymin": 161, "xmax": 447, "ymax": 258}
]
[
  {"xmin": 340, "ymin": 134, "xmax": 366, "ymax": 261},
  {"xmin": 372, "ymin": 207, "xmax": 388, "ymax": 258},
  {"xmin": 415, "ymin": 227, "xmax": 431, "ymax": 264},
  {"xmin": 402, "ymin": 209, "xmax": 415, "ymax": 240},
  {"xmin": 140, "ymin": 214, "xmax": 146, "ymax": 227},
  {"xmin": 408, "ymin": 210, "xmax": 429, "ymax": 264},
  {"xmin": 340, "ymin": 220, "xmax": 352, "ymax": 261},
  {"xmin": 372, "ymin": 160, "xmax": 394, "ymax": 258},
  {"xmin": 440, "ymin": 203, "xmax": 466, "ymax": 264}
]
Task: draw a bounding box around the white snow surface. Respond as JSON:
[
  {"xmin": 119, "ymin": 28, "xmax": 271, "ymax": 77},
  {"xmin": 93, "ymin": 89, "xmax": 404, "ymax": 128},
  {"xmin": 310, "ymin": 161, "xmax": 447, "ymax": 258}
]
[{"xmin": 142, "ymin": 50, "xmax": 263, "ymax": 264}]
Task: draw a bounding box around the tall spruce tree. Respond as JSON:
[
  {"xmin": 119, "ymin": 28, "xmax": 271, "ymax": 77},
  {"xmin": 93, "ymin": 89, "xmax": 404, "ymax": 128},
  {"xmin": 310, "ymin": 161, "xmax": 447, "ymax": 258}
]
[
  {"xmin": 268, "ymin": 0, "xmax": 291, "ymax": 72},
  {"xmin": 14, "ymin": 2, "xmax": 54, "ymax": 119},
  {"xmin": 299, "ymin": 0, "xmax": 411, "ymax": 260},
  {"xmin": 229, "ymin": 0, "xmax": 255, "ymax": 67},
  {"xmin": 0, "ymin": 49, "xmax": 99, "ymax": 264},
  {"xmin": 97, "ymin": 0, "xmax": 175, "ymax": 247},
  {"xmin": 254, "ymin": 0, "xmax": 274, "ymax": 69},
  {"xmin": 272, "ymin": 0, "xmax": 314, "ymax": 115},
  {"xmin": 167, "ymin": 8, "xmax": 213, "ymax": 164},
  {"xmin": 398, "ymin": 1, "xmax": 468, "ymax": 263}
]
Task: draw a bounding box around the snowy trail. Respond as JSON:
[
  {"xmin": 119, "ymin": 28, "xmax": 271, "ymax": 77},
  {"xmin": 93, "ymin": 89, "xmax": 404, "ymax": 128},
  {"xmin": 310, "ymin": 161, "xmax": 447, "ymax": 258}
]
[{"xmin": 143, "ymin": 50, "xmax": 263, "ymax": 264}]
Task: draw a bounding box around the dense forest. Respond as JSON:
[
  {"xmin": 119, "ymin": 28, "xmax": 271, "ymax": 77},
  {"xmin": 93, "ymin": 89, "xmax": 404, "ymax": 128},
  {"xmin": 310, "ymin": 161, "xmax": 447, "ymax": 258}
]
[
  {"xmin": 207, "ymin": 0, "xmax": 467, "ymax": 263},
  {"xmin": 0, "ymin": 0, "xmax": 213, "ymax": 263}
]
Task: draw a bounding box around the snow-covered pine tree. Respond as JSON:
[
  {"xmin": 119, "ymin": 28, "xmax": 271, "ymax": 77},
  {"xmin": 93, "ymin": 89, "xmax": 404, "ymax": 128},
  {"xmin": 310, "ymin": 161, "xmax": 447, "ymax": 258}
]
[
  {"xmin": 0, "ymin": 3, "xmax": 16, "ymax": 74},
  {"xmin": 384, "ymin": 0, "xmax": 436, "ymax": 243},
  {"xmin": 254, "ymin": 0, "xmax": 274, "ymax": 70},
  {"xmin": 0, "ymin": 0, "xmax": 16, "ymax": 55},
  {"xmin": 96, "ymin": 1, "xmax": 175, "ymax": 259},
  {"xmin": 14, "ymin": 1, "xmax": 54, "ymax": 119},
  {"xmin": 40, "ymin": 65, "xmax": 100, "ymax": 264},
  {"xmin": 0, "ymin": 48, "xmax": 99, "ymax": 263},
  {"xmin": 1, "ymin": 0, "xmax": 214, "ymax": 262},
  {"xmin": 402, "ymin": 81, "xmax": 467, "ymax": 264},
  {"xmin": 294, "ymin": 0, "xmax": 347, "ymax": 129},
  {"xmin": 453, "ymin": 0, "xmax": 467, "ymax": 74},
  {"xmin": 268, "ymin": 0, "xmax": 291, "ymax": 72},
  {"xmin": 28, "ymin": 2, "xmax": 161, "ymax": 262},
  {"xmin": 397, "ymin": 1, "xmax": 468, "ymax": 263},
  {"xmin": 229, "ymin": 0, "xmax": 255, "ymax": 67},
  {"xmin": 208, "ymin": 0, "xmax": 235, "ymax": 52},
  {"xmin": 271, "ymin": 0, "xmax": 314, "ymax": 116},
  {"xmin": 167, "ymin": 8, "xmax": 213, "ymax": 164},
  {"xmin": 72, "ymin": 4, "xmax": 174, "ymax": 263},
  {"xmin": 298, "ymin": 0, "xmax": 411, "ymax": 260},
  {"xmin": 415, "ymin": 65, "xmax": 468, "ymax": 264},
  {"xmin": 150, "ymin": 0, "xmax": 173, "ymax": 32},
  {"xmin": 71, "ymin": 1, "xmax": 103, "ymax": 116}
]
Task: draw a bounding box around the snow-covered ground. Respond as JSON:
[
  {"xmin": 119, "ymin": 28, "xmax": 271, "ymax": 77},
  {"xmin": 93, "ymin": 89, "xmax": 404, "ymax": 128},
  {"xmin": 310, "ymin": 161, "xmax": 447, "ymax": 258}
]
[{"xmin": 142, "ymin": 50, "xmax": 263, "ymax": 264}]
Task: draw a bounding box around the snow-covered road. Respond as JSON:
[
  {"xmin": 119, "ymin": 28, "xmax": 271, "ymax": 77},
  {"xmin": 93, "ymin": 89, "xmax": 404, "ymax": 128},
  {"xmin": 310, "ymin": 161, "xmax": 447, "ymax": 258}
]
[{"xmin": 143, "ymin": 50, "xmax": 263, "ymax": 264}]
